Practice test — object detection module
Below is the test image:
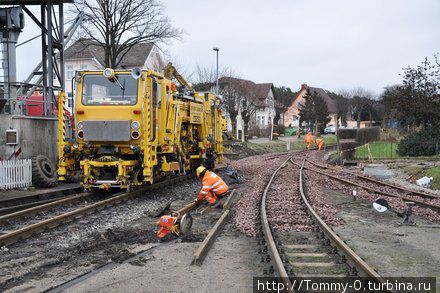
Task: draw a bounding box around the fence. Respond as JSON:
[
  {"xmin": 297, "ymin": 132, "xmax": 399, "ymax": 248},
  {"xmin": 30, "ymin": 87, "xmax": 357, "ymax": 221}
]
[
  {"xmin": 355, "ymin": 141, "xmax": 440, "ymax": 159},
  {"xmin": 0, "ymin": 159, "xmax": 32, "ymax": 190}
]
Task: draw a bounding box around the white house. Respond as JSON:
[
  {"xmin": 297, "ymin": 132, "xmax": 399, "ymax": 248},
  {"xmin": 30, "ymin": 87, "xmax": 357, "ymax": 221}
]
[
  {"xmin": 218, "ymin": 77, "xmax": 276, "ymax": 140},
  {"xmin": 61, "ymin": 38, "xmax": 165, "ymax": 112}
]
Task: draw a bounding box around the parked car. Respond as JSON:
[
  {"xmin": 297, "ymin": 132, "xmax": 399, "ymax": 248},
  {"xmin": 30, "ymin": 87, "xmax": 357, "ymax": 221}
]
[{"xmin": 324, "ymin": 125, "xmax": 336, "ymax": 134}]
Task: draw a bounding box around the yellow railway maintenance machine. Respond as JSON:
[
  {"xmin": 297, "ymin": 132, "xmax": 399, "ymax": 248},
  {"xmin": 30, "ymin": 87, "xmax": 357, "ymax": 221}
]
[{"xmin": 57, "ymin": 64, "xmax": 224, "ymax": 191}]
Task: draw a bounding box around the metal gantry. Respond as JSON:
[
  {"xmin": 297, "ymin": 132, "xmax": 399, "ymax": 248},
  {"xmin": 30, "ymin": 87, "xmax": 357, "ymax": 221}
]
[{"xmin": 0, "ymin": 0, "xmax": 75, "ymax": 115}]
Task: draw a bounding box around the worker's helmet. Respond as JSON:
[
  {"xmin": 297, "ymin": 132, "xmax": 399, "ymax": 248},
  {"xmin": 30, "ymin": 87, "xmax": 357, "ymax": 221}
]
[{"xmin": 196, "ymin": 166, "xmax": 207, "ymax": 177}]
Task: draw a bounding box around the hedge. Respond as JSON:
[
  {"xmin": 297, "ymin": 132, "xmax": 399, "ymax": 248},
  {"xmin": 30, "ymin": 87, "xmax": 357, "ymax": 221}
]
[
  {"xmin": 356, "ymin": 127, "xmax": 381, "ymax": 145},
  {"xmin": 397, "ymin": 127, "xmax": 440, "ymax": 156},
  {"xmin": 338, "ymin": 128, "xmax": 357, "ymax": 140}
]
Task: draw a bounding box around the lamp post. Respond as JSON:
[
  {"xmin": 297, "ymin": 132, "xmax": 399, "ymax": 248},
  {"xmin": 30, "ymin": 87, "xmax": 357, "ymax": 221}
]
[{"xmin": 213, "ymin": 46, "xmax": 219, "ymax": 94}]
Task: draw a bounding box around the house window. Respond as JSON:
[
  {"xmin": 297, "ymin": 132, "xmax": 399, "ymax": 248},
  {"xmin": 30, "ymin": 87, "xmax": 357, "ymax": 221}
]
[
  {"xmin": 79, "ymin": 64, "xmax": 88, "ymax": 71},
  {"xmin": 66, "ymin": 65, "xmax": 74, "ymax": 80},
  {"xmin": 261, "ymin": 116, "xmax": 265, "ymax": 126},
  {"xmin": 67, "ymin": 93, "xmax": 73, "ymax": 108},
  {"xmin": 257, "ymin": 116, "xmax": 261, "ymax": 125}
]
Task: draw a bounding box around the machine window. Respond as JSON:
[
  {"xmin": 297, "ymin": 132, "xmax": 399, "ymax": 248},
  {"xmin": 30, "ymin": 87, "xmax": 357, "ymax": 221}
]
[{"xmin": 82, "ymin": 74, "xmax": 138, "ymax": 105}]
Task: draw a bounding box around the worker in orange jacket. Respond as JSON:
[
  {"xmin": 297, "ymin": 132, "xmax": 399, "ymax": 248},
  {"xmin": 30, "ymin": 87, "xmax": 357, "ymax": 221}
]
[
  {"xmin": 304, "ymin": 131, "xmax": 313, "ymax": 150},
  {"xmin": 195, "ymin": 166, "xmax": 229, "ymax": 207},
  {"xmin": 315, "ymin": 133, "xmax": 325, "ymax": 151}
]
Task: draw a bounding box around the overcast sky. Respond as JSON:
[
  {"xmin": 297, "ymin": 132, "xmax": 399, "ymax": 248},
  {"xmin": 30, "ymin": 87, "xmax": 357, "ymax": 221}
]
[{"xmin": 13, "ymin": 0, "xmax": 440, "ymax": 95}]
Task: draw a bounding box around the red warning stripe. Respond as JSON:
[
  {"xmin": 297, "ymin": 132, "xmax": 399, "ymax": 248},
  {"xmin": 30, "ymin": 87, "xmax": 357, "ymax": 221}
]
[{"xmin": 7, "ymin": 147, "xmax": 22, "ymax": 160}]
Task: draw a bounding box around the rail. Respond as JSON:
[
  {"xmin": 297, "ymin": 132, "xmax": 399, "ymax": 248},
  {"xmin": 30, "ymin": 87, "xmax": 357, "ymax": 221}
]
[
  {"xmin": 0, "ymin": 174, "xmax": 192, "ymax": 246},
  {"xmin": 259, "ymin": 153, "xmax": 385, "ymax": 288}
]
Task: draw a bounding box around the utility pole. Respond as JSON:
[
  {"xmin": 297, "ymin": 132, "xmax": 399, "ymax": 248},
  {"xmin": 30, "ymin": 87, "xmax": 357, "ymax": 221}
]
[{"xmin": 213, "ymin": 46, "xmax": 219, "ymax": 94}]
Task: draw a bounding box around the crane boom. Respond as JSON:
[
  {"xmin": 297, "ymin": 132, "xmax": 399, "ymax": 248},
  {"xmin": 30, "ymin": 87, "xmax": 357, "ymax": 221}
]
[{"xmin": 164, "ymin": 62, "xmax": 194, "ymax": 92}]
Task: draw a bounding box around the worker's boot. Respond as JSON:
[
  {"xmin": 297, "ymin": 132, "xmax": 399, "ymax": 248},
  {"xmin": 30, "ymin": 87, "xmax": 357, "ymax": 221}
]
[{"xmin": 212, "ymin": 201, "xmax": 223, "ymax": 209}]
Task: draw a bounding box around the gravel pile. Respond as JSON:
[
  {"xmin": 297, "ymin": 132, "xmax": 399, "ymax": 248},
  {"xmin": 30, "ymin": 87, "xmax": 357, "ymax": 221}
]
[{"xmin": 231, "ymin": 154, "xmax": 289, "ymax": 237}]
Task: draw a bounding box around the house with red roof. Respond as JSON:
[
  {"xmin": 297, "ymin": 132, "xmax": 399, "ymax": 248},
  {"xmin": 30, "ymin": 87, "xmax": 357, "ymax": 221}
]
[{"xmin": 284, "ymin": 84, "xmax": 338, "ymax": 128}]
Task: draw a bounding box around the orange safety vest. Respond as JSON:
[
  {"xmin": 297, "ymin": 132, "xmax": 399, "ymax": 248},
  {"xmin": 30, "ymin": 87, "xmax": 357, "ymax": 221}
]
[
  {"xmin": 315, "ymin": 138, "xmax": 325, "ymax": 150},
  {"xmin": 198, "ymin": 171, "xmax": 229, "ymax": 204},
  {"xmin": 305, "ymin": 133, "xmax": 313, "ymax": 143}
]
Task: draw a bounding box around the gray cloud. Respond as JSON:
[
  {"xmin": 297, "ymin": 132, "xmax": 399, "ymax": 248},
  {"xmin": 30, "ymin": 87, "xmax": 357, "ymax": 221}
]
[{"xmin": 11, "ymin": 0, "xmax": 440, "ymax": 95}]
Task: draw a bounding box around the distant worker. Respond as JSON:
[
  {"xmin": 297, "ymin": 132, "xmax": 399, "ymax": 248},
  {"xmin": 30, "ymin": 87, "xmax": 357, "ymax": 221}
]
[
  {"xmin": 304, "ymin": 131, "xmax": 313, "ymax": 150},
  {"xmin": 315, "ymin": 133, "xmax": 325, "ymax": 151},
  {"xmin": 195, "ymin": 166, "xmax": 229, "ymax": 207}
]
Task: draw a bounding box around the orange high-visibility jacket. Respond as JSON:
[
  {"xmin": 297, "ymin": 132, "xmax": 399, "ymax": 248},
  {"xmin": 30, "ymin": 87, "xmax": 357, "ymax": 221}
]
[
  {"xmin": 315, "ymin": 138, "xmax": 325, "ymax": 150},
  {"xmin": 198, "ymin": 170, "xmax": 229, "ymax": 204},
  {"xmin": 305, "ymin": 133, "xmax": 313, "ymax": 143}
]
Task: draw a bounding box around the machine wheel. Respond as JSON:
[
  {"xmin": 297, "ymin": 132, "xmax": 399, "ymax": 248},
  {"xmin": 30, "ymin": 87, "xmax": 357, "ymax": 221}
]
[{"xmin": 31, "ymin": 155, "xmax": 57, "ymax": 188}]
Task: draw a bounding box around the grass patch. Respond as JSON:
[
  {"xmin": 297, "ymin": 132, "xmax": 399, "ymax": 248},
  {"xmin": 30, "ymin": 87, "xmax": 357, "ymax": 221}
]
[
  {"xmin": 355, "ymin": 142, "xmax": 399, "ymax": 159},
  {"xmin": 244, "ymin": 141, "xmax": 288, "ymax": 153},
  {"xmin": 426, "ymin": 167, "xmax": 440, "ymax": 190},
  {"xmin": 245, "ymin": 135, "xmax": 337, "ymax": 153},
  {"xmin": 401, "ymin": 165, "xmax": 440, "ymax": 190},
  {"xmin": 355, "ymin": 141, "xmax": 440, "ymax": 160}
]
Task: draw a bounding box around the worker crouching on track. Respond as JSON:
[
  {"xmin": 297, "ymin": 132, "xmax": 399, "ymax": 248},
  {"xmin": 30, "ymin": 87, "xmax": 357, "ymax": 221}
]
[
  {"xmin": 195, "ymin": 166, "xmax": 229, "ymax": 208},
  {"xmin": 304, "ymin": 131, "xmax": 313, "ymax": 150},
  {"xmin": 315, "ymin": 133, "xmax": 325, "ymax": 151}
]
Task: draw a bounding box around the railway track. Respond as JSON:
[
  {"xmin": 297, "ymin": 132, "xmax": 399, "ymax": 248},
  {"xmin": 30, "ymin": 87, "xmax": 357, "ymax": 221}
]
[
  {"xmin": 301, "ymin": 158, "xmax": 440, "ymax": 213},
  {"xmin": 0, "ymin": 185, "xmax": 82, "ymax": 215},
  {"xmin": 259, "ymin": 154, "xmax": 384, "ymax": 288},
  {"xmin": 0, "ymin": 174, "xmax": 193, "ymax": 247},
  {"xmin": 306, "ymin": 158, "xmax": 440, "ymax": 200}
]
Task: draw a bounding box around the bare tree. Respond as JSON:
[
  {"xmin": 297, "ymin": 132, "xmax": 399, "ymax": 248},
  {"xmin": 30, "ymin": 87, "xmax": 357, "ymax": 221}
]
[
  {"xmin": 338, "ymin": 87, "xmax": 375, "ymax": 128},
  {"xmin": 191, "ymin": 65, "xmax": 236, "ymax": 92},
  {"xmin": 220, "ymin": 81, "xmax": 241, "ymax": 137},
  {"xmin": 236, "ymin": 81, "xmax": 258, "ymax": 141},
  {"xmin": 74, "ymin": 0, "xmax": 181, "ymax": 68},
  {"xmin": 192, "ymin": 66, "xmax": 242, "ymax": 138}
]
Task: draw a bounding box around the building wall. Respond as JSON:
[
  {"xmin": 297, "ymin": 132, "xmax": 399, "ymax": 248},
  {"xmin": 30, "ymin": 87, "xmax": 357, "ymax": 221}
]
[
  {"xmin": 283, "ymin": 88, "xmax": 338, "ymax": 128},
  {"xmin": 284, "ymin": 89, "xmax": 305, "ymax": 127},
  {"xmin": 255, "ymin": 89, "xmax": 276, "ymax": 129},
  {"xmin": 0, "ymin": 115, "xmax": 58, "ymax": 163},
  {"xmin": 144, "ymin": 46, "xmax": 165, "ymax": 72}
]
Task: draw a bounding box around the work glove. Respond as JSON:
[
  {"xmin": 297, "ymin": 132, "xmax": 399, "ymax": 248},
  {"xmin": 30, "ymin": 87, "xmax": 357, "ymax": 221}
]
[{"xmin": 194, "ymin": 198, "xmax": 201, "ymax": 208}]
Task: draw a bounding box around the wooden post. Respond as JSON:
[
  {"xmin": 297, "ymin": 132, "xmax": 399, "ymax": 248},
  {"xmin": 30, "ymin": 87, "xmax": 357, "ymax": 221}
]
[{"xmin": 334, "ymin": 114, "xmax": 340, "ymax": 153}]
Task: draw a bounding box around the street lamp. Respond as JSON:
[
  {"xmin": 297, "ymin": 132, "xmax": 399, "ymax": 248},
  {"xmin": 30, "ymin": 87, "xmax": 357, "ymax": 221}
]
[{"xmin": 213, "ymin": 46, "xmax": 219, "ymax": 94}]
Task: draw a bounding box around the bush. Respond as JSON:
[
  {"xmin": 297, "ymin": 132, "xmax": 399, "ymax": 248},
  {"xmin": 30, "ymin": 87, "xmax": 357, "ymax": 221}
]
[
  {"xmin": 397, "ymin": 127, "xmax": 440, "ymax": 156},
  {"xmin": 274, "ymin": 124, "xmax": 285, "ymax": 135},
  {"xmin": 339, "ymin": 141, "xmax": 359, "ymax": 161},
  {"xmin": 380, "ymin": 129, "xmax": 401, "ymax": 142},
  {"xmin": 285, "ymin": 127, "xmax": 297, "ymax": 136},
  {"xmin": 338, "ymin": 128, "xmax": 357, "ymax": 140},
  {"xmin": 356, "ymin": 127, "xmax": 381, "ymax": 145}
]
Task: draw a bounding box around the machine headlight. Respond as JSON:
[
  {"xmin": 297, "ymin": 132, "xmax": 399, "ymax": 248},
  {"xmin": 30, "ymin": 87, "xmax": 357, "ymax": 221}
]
[
  {"xmin": 131, "ymin": 121, "xmax": 140, "ymax": 130},
  {"xmin": 77, "ymin": 121, "xmax": 83, "ymax": 130},
  {"xmin": 103, "ymin": 68, "xmax": 115, "ymax": 79}
]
